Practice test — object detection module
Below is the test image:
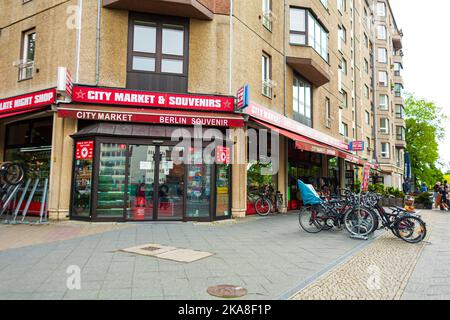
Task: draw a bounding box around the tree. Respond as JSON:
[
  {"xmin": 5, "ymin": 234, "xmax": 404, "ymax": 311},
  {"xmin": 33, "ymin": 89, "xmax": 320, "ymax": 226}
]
[{"xmin": 404, "ymin": 94, "xmax": 447, "ymax": 187}]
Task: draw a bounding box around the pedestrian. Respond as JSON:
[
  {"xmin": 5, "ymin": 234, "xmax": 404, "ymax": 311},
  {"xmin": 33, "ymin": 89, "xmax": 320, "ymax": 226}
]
[
  {"xmin": 441, "ymin": 180, "xmax": 449, "ymax": 212},
  {"xmin": 434, "ymin": 182, "xmax": 441, "ymax": 209},
  {"xmin": 420, "ymin": 182, "xmax": 428, "ymax": 193}
]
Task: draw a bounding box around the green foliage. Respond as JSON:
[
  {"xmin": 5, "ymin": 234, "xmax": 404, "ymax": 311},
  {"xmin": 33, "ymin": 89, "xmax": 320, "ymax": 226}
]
[
  {"xmin": 368, "ymin": 184, "xmax": 404, "ymax": 198},
  {"xmin": 415, "ymin": 192, "xmax": 433, "ymax": 207},
  {"xmin": 404, "ymin": 94, "xmax": 446, "ymax": 187},
  {"xmin": 369, "ymin": 184, "xmax": 385, "ymax": 194},
  {"xmin": 354, "ymin": 180, "xmax": 361, "ymax": 192}
]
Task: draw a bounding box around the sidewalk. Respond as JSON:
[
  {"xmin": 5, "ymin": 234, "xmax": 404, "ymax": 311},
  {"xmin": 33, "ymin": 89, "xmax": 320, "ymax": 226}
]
[
  {"xmin": 292, "ymin": 210, "xmax": 438, "ymax": 300},
  {"xmin": 401, "ymin": 210, "xmax": 450, "ymax": 300},
  {"xmin": 0, "ymin": 213, "xmax": 378, "ymax": 300}
]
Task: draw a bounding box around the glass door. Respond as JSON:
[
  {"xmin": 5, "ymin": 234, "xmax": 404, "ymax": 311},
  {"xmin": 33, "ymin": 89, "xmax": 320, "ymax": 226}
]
[
  {"xmin": 156, "ymin": 146, "xmax": 185, "ymax": 221},
  {"xmin": 126, "ymin": 145, "xmax": 157, "ymax": 221}
]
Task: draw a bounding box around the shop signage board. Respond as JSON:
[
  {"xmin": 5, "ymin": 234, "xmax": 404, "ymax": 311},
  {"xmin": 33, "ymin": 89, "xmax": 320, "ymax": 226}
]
[
  {"xmin": 75, "ymin": 141, "xmax": 94, "ymax": 160},
  {"xmin": 361, "ymin": 163, "xmax": 371, "ymax": 192},
  {"xmin": 236, "ymin": 84, "xmax": 250, "ymax": 110},
  {"xmin": 71, "ymin": 86, "xmax": 235, "ymax": 112},
  {"xmin": 57, "ymin": 108, "xmax": 244, "ymax": 127},
  {"xmin": 246, "ymin": 102, "xmax": 349, "ymax": 151},
  {"xmin": 216, "ymin": 146, "xmax": 231, "ymax": 164},
  {"xmin": 349, "ymin": 141, "xmax": 365, "ymax": 152},
  {"xmin": 0, "ymin": 89, "xmax": 56, "ymax": 117}
]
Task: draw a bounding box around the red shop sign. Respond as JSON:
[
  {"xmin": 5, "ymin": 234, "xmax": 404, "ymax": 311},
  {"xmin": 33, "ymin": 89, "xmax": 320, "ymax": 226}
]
[
  {"xmin": 76, "ymin": 141, "xmax": 94, "ymax": 160},
  {"xmin": 216, "ymin": 146, "xmax": 231, "ymax": 164},
  {"xmin": 72, "ymin": 86, "xmax": 235, "ymax": 112},
  {"xmin": 57, "ymin": 108, "xmax": 244, "ymax": 127},
  {"xmin": 0, "ymin": 89, "xmax": 56, "ymax": 116}
]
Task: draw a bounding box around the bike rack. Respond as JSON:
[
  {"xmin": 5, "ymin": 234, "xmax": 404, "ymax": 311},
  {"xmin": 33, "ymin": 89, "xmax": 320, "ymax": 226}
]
[{"xmin": 1, "ymin": 178, "xmax": 50, "ymax": 225}]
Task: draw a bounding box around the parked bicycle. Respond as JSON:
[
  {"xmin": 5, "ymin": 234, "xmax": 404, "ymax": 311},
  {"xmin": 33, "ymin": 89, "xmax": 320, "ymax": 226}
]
[
  {"xmin": 298, "ymin": 184, "xmax": 377, "ymax": 237},
  {"xmin": 254, "ymin": 185, "xmax": 284, "ymax": 216},
  {"xmin": 361, "ymin": 193, "xmax": 427, "ymax": 244},
  {"xmin": 0, "ymin": 162, "xmax": 25, "ymax": 186}
]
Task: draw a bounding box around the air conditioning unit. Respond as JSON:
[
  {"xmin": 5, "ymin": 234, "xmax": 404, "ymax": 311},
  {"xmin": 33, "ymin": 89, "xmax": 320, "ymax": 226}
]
[
  {"xmin": 262, "ymin": 80, "xmax": 273, "ymax": 98},
  {"xmin": 262, "ymin": 11, "xmax": 273, "ymax": 30}
]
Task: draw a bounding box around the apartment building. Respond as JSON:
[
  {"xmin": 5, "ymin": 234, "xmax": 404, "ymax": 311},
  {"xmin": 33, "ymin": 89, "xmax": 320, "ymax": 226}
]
[
  {"xmin": 373, "ymin": 0, "xmax": 406, "ymax": 189},
  {"xmin": 0, "ymin": 0, "xmax": 405, "ymax": 222}
]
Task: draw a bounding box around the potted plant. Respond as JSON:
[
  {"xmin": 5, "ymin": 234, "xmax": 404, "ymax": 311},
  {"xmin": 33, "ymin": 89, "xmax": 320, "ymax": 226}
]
[{"xmin": 415, "ymin": 192, "xmax": 433, "ymax": 210}]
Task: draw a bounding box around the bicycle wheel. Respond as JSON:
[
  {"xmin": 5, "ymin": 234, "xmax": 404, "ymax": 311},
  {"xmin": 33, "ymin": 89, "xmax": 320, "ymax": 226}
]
[
  {"xmin": 344, "ymin": 207, "xmax": 377, "ymax": 237},
  {"xmin": 394, "ymin": 216, "xmax": 427, "ymax": 244},
  {"xmin": 255, "ymin": 197, "xmax": 271, "ymax": 216},
  {"xmin": 2, "ymin": 163, "xmax": 25, "ymax": 186},
  {"xmin": 299, "ymin": 206, "xmax": 325, "ymax": 233}
]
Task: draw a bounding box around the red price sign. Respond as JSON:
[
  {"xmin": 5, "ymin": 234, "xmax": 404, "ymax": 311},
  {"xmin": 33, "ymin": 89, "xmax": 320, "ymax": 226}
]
[
  {"xmin": 76, "ymin": 141, "xmax": 94, "ymax": 160},
  {"xmin": 216, "ymin": 146, "xmax": 231, "ymax": 164}
]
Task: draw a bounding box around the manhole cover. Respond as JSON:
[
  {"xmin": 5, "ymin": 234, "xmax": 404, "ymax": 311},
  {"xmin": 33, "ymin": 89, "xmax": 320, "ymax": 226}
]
[
  {"xmin": 207, "ymin": 285, "xmax": 247, "ymax": 298},
  {"xmin": 141, "ymin": 246, "xmax": 161, "ymax": 252}
]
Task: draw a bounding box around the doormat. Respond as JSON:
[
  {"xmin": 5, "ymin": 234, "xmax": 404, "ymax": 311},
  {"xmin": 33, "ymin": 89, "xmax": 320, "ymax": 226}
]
[{"xmin": 121, "ymin": 244, "xmax": 214, "ymax": 263}]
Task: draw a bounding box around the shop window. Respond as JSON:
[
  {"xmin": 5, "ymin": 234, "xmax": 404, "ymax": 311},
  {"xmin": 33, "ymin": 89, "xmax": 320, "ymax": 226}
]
[
  {"xmin": 73, "ymin": 155, "xmax": 93, "ymax": 218},
  {"xmin": 96, "ymin": 143, "xmax": 126, "ymax": 218},
  {"xmin": 6, "ymin": 123, "xmax": 29, "ymax": 146},
  {"xmin": 127, "ymin": 14, "xmax": 189, "ymax": 93},
  {"xmin": 186, "ymin": 148, "xmax": 212, "ymax": 219},
  {"xmin": 216, "ymin": 164, "xmax": 231, "ymax": 218}
]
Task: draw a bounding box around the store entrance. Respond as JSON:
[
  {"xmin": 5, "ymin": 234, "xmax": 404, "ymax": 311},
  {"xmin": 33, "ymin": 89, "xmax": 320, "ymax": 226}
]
[{"xmin": 127, "ymin": 144, "xmax": 184, "ymax": 221}]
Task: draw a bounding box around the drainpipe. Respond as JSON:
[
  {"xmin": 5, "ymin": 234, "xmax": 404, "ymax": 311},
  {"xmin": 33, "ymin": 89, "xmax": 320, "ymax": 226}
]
[
  {"xmin": 228, "ymin": 0, "xmax": 234, "ymax": 95},
  {"xmin": 74, "ymin": 0, "xmax": 83, "ymax": 83},
  {"xmin": 95, "ymin": 0, "xmax": 101, "ymax": 85},
  {"xmin": 370, "ymin": 2, "xmax": 379, "ymax": 162}
]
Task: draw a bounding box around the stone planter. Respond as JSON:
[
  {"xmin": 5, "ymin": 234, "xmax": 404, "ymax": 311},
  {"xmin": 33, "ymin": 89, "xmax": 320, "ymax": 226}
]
[{"xmin": 395, "ymin": 198, "xmax": 404, "ymax": 207}]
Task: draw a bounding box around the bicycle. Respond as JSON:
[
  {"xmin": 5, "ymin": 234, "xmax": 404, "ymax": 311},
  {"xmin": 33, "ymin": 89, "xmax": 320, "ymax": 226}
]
[
  {"xmin": 0, "ymin": 162, "xmax": 25, "ymax": 186},
  {"xmin": 298, "ymin": 182, "xmax": 377, "ymax": 237},
  {"xmin": 254, "ymin": 185, "xmax": 284, "ymax": 216},
  {"xmin": 363, "ymin": 193, "xmax": 427, "ymax": 244}
]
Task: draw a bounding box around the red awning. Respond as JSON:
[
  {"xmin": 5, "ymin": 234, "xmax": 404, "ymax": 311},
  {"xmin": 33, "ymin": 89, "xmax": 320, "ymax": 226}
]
[
  {"xmin": 252, "ymin": 119, "xmax": 366, "ymax": 165},
  {"xmin": 0, "ymin": 108, "xmax": 47, "ymax": 120},
  {"xmin": 57, "ymin": 104, "xmax": 244, "ymax": 128}
]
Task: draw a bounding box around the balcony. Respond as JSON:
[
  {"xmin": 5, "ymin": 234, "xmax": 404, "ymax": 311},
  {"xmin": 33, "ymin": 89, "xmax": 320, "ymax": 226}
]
[
  {"xmin": 287, "ymin": 46, "xmax": 330, "ymax": 87},
  {"xmin": 102, "ymin": 0, "xmax": 215, "ymax": 20},
  {"xmin": 393, "ymin": 34, "xmax": 403, "ymax": 51}
]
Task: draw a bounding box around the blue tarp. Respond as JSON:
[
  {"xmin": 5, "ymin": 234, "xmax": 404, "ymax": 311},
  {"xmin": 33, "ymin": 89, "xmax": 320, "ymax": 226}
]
[{"xmin": 298, "ymin": 179, "xmax": 323, "ymax": 205}]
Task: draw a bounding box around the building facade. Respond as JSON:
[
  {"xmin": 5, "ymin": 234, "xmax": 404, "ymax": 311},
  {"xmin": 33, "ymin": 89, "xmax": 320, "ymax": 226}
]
[{"xmin": 0, "ymin": 0, "xmax": 405, "ymax": 222}]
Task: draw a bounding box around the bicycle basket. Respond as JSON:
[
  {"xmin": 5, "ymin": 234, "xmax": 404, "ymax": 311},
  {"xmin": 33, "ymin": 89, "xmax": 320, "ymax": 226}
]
[{"xmin": 297, "ymin": 179, "xmax": 323, "ymax": 206}]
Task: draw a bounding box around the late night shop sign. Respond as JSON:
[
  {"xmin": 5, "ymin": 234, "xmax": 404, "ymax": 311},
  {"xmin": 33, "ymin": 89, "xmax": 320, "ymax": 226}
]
[{"xmin": 72, "ymin": 86, "xmax": 235, "ymax": 112}]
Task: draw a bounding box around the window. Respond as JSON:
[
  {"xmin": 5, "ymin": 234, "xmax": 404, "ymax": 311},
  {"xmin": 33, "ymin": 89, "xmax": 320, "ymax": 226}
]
[
  {"xmin": 130, "ymin": 20, "xmax": 186, "ymax": 75},
  {"xmin": 377, "ymin": 25, "xmax": 387, "ymax": 40},
  {"xmin": 325, "ymin": 98, "xmax": 331, "ymax": 128},
  {"xmin": 379, "ymin": 94, "xmax": 389, "ymax": 110},
  {"xmin": 394, "ymin": 83, "xmax": 403, "ymax": 97},
  {"xmin": 289, "ymin": 8, "xmax": 329, "ymax": 62},
  {"xmin": 338, "ymin": 25, "xmax": 346, "ymax": 51},
  {"xmin": 395, "ymin": 105, "xmax": 405, "ymax": 119},
  {"xmin": 377, "ymin": 2, "xmax": 386, "ymax": 16},
  {"xmin": 342, "ymin": 122, "xmax": 349, "ymax": 137},
  {"xmin": 396, "ymin": 148, "xmax": 403, "ymax": 167},
  {"xmin": 381, "ymin": 142, "xmax": 390, "ymax": 158},
  {"xmin": 337, "ymin": 0, "xmax": 346, "ymax": 13},
  {"xmin": 321, "ymin": 0, "xmax": 328, "ymax": 8},
  {"xmin": 293, "ymin": 75, "xmax": 312, "ymax": 127},
  {"xmin": 340, "ymin": 59, "xmax": 347, "ymax": 75},
  {"xmin": 364, "ymin": 85, "xmax": 369, "ymax": 99},
  {"xmin": 378, "ymin": 71, "xmax": 388, "ymax": 86},
  {"xmin": 396, "ymin": 126, "xmax": 406, "ymax": 141},
  {"xmin": 394, "ymin": 62, "xmax": 402, "ymax": 76},
  {"xmin": 380, "ymin": 118, "xmax": 389, "ymax": 134},
  {"xmin": 364, "ymin": 59, "xmax": 369, "ymax": 74},
  {"xmin": 378, "ymin": 48, "xmax": 387, "ymax": 63},
  {"xmin": 262, "ymin": 0, "xmax": 273, "ymax": 31},
  {"xmin": 262, "ymin": 52, "xmax": 272, "ymax": 98},
  {"xmin": 341, "ymin": 90, "xmax": 348, "ymax": 108},
  {"xmin": 366, "ymin": 137, "xmax": 371, "ymax": 152},
  {"xmin": 365, "ymin": 110, "xmax": 370, "ymax": 125},
  {"xmin": 364, "ymin": 33, "xmax": 369, "ymax": 48},
  {"xmin": 19, "ymin": 29, "xmax": 36, "ymax": 80}
]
